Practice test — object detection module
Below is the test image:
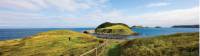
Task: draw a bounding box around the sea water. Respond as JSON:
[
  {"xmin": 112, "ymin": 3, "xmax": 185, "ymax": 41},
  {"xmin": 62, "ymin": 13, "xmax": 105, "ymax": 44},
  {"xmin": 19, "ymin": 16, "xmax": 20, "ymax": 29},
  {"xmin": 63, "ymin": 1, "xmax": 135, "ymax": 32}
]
[{"xmin": 0, "ymin": 28, "xmax": 198, "ymax": 40}]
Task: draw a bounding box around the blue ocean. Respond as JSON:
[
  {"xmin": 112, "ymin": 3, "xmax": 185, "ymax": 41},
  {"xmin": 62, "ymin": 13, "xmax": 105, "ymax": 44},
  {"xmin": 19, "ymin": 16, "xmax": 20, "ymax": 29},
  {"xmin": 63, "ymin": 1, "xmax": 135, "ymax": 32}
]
[{"xmin": 0, "ymin": 28, "xmax": 198, "ymax": 40}]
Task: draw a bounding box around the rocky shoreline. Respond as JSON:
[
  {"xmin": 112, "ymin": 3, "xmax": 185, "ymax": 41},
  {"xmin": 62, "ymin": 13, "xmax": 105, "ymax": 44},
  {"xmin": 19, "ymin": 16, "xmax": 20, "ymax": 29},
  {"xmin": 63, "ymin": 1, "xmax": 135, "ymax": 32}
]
[{"xmin": 82, "ymin": 30, "xmax": 139, "ymax": 39}]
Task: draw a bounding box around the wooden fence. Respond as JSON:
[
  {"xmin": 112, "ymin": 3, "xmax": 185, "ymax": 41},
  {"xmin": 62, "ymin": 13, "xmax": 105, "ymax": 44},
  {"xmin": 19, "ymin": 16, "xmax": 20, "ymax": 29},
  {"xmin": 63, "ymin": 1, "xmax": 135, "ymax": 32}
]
[{"xmin": 80, "ymin": 41, "xmax": 108, "ymax": 56}]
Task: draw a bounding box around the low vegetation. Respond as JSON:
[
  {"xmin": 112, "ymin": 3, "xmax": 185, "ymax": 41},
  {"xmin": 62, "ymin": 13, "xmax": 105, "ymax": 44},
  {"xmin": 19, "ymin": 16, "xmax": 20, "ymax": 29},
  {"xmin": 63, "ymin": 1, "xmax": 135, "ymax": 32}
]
[
  {"xmin": 95, "ymin": 22, "xmax": 136, "ymax": 35},
  {"xmin": 0, "ymin": 30, "xmax": 198, "ymax": 56},
  {"xmin": 96, "ymin": 25, "xmax": 135, "ymax": 35},
  {"xmin": 0, "ymin": 30, "xmax": 103, "ymax": 56},
  {"xmin": 108, "ymin": 32, "xmax": 199, "ymax": 56},
  {"xmin": 95, "ymin": 22, "xmax": 130, "ymax": 30}
]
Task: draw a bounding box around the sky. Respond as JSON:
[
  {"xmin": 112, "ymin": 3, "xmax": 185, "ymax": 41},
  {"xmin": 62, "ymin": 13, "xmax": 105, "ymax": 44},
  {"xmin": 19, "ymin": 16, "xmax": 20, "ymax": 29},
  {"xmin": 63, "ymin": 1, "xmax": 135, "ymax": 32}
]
[{"xmin": 0, "ymin": 0, "xmax": 199, "ymax": 28}]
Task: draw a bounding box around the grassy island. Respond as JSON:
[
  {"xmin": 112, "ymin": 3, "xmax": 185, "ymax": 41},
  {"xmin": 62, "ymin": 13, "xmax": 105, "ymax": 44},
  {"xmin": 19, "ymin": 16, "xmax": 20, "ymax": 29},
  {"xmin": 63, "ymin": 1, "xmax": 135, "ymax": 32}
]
[{"xmin": 95, "ymin": 22, "xmax": 137, "ymax": 35}]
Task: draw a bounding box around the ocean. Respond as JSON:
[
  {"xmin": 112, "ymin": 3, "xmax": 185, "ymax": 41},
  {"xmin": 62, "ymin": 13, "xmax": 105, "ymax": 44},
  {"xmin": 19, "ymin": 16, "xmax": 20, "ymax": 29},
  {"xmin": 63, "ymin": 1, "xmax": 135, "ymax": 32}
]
[{"xmin": 0, "ymin": 28, "xmax": 198, "ymax": 40}]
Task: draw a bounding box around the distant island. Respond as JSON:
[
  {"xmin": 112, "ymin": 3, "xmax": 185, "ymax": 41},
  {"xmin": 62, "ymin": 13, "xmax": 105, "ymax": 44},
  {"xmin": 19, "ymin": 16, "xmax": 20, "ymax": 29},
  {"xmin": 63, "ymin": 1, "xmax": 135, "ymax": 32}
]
[
  {"xmin": 131, "ymin": 25, "xmax": 144, "ymax": 28},
  {"xmin": 155, "ymin": 26, "xmax": 161, "ymax": 28},
  {"xmin": 172, "ymin": 25, "xmax": 199, "ymax": 28}
]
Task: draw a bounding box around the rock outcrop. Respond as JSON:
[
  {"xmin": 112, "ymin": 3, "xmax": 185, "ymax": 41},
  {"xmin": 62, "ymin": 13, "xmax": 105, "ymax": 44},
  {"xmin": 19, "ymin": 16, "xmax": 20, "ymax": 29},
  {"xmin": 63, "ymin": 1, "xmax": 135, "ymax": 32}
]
[{"xmin": 82, "ymin": 30, "xmax": 95, "ymax": 34}]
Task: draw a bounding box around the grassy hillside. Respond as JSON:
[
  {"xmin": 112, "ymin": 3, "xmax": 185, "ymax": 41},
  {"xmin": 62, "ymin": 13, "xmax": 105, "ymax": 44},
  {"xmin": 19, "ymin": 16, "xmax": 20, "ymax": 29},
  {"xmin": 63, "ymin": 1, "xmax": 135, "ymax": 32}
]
[
  {"xmin": 0, "ymin": 30, "xmax": 198, "ymax": 56},
  {"xmin": 95, "ymin": 22, "xmax": 130, "ymax": 30},
  {"xmin": 96, "ymin": 24, "xmax": 136, "ymax": 35},
  {"xmin": 108, "ymin": 32, "xmax": 199, "ymax": 56},
  {"xmin": 102, "ymin": 25, "xmax": 134, "ymax": 35},
  {"xmin": 0, "ymin": 30, "xmax": 103, "ymax": 56},
  {"xmin": 95, "ymin": 22, "xmax": 136, "ymax": 35}
]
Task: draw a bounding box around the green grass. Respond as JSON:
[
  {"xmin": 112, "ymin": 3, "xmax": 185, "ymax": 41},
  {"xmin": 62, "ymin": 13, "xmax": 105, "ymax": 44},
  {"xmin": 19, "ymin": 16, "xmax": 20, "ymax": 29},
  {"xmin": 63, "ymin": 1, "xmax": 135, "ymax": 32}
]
[
  {"xmin": 100, "ymin": 39, "xmax": 125, "ymax": 56},
  {"xmin": 108, "ymin": 32, "xmax": 199, "ymax": 56},
  {"xmin": 0, "ymin": 31, "xmax": 198, "ymax": 56},
  {"xmin": 96, "ymin": 25, "xmax": 136, "ymax": 35},
  {"xmin": 95, "ymin": 22, "xmax": 130, "ymax": 30},
  {"xmin": 0, "ymin": 30, "xmax": 103, "ymax": 56},
  {"xmin": 95, "ymin": 22, "xmax": 136, "ymax": 35}
]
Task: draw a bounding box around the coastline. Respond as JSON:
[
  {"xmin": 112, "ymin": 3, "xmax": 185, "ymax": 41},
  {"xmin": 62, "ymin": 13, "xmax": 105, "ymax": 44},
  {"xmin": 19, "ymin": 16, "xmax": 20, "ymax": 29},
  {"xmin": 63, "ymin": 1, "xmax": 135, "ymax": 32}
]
[
  {"xmin": 0, "ymin": 30, "xmax": 198, "ymax": 56},
  {"xmin": 0, "ymin": 28, "xmax": 198, "ymax": 40}
]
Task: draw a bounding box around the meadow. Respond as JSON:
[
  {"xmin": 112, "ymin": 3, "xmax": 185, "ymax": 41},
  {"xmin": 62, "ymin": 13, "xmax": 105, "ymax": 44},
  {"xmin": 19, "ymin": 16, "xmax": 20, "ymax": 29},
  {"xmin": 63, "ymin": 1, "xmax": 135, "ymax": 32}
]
[
  {"xmin": 0, "ymin": 30, "xmax": 198, "ymax": 56},
  {"xmin": 0, "ymin": 30, "xmax": 103, "ymax": 56},
  {"xmin": 108, "ymin": 32, "xmax": 199, "ymax": 56}
]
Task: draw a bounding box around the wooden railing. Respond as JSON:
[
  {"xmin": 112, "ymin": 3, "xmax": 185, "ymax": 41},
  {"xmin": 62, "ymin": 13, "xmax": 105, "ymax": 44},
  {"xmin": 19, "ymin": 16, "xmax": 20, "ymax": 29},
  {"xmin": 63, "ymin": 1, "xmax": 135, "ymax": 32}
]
[{"xmin": 80, "ymin": 40, "xmax": 108, "ymax": 56}]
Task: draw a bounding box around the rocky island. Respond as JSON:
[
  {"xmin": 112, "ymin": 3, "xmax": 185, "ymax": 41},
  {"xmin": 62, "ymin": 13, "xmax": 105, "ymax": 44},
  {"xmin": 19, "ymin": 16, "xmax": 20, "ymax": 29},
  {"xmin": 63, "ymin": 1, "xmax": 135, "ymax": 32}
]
[
  {"xmin": 172, "ymin": 25, "xmax": 199, "ymax": 28},
  {"xmin": 95, "ymin": 22, "xmax": 137, "ymax": 35}
]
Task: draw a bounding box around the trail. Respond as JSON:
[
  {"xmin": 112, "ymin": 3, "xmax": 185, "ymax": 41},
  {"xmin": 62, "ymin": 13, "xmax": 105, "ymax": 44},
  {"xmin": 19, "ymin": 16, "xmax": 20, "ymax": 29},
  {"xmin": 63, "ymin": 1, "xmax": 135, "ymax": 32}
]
[{"xmin": 80, "ymin": 40, "xmax": 108, "ymax": 56}]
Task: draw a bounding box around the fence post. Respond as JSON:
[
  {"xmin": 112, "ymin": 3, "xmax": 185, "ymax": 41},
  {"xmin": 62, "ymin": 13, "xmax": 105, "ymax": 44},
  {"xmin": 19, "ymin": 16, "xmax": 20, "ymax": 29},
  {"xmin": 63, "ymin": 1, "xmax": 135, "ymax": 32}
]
[
  {"xmin": 80, "ymin": 40, "xmax": 108, "ymax": 56},
  {"xmin": 96, "ymin": 48, "xmax": 97, "ymax": 56}
]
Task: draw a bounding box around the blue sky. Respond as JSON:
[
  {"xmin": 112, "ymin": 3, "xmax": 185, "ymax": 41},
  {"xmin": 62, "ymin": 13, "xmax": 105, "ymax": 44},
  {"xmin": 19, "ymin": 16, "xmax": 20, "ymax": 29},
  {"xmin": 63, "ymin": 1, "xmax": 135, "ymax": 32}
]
[{"xmin": 0, "ymin": 0, "xmax": 199, "ymax": 28}]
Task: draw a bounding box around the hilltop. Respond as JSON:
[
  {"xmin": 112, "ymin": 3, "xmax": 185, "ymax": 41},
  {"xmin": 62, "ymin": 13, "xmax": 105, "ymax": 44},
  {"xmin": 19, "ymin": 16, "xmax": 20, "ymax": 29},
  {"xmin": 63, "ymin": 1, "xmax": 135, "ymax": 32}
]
[
  {"xmin": 95, "ymin": 22, "xmax": 137, "ymax": 35},
  {"xmin": 95, "ymin": 22, "xmax": 130, "ymax": 30},
  {"xmin": 108, "ymin": 32, "xmax": 199, "ymax": 56},
  {"xmin": 0, "ymin": 30, "xmax": 103, "ymax": 56}
]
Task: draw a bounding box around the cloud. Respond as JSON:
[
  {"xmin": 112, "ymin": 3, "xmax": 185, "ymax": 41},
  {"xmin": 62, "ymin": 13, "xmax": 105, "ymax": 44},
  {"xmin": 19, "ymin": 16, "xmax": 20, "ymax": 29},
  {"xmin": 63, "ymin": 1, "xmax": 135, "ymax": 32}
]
[
  {"xmin": 0, "ymin": 0, "xmax": 198, "ymax": 28},
  {"xmin": 83, "ymin": 9, "xmax": 134, "ymax": 27},
  {"xmin": 0, "ymin": 0, "xmax": 109, "ymax": 28},
  {"xmin": 85, "ymin": 7, "xmax": 199, "ymax": 27},
  {"xmin": 0, "ymin": 12, "xmax": 70, "ymax": 28},
  {"xmin": 131, "ymin": 7, "xmax": 199, "ymax": 27},
  {"xmin": 146, "ymin": 2, "xmax": 170, "ymax": 8},
  {"xmin": 0, "ymin": 0, "xmax": 108, "ymax": 12},
  {"xmin": 0, "ymin": 0, "xmax": 42, "ymax": 12}
]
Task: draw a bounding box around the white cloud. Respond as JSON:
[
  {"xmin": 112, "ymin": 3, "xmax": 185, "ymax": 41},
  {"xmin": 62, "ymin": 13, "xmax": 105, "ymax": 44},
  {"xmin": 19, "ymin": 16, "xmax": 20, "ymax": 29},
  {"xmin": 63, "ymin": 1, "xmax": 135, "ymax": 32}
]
[
  {"xmin": 85, "ymin": 9, "xmax": 127, "ymax": 23},
  {"xmin": 0, "ymin": 0, "xmax": 198, "ymax": 28},
  {"xmin": 131, "ymin": 7, "xmax": 199, "ymax": 27},
  {"xmin": 146, "ymin": 2, "xmax": 170, "ymax": 8},
  {"xmin": 0, "ymin": 0, "xmax": 108, "ymax": 12},
  {"xmin": 0, "ymin": 0, "xmax": 109, "ymax": 28},
  {"xmin": 85, "ymin": 7, "xmax": 199, "ymax": 27},
  {"xmin": 0, "ymin": 12, "xmax": 66, "ymax": 27},
  {"xmin": 0, "ymin": 0, "xmax": 42, "ymax": 11}
]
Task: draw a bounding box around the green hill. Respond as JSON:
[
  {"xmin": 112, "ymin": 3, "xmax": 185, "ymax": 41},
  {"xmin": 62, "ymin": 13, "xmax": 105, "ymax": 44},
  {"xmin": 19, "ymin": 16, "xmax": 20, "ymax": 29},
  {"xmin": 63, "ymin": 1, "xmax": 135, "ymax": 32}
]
[
  {"xmin": 108, "ymin": 32, "xmax": 199, "ymax": 56},
  {"xmin": 0, "ymin": 30, "xmax": 198, "ymax": 56},
  {"xmin": 95, "ymin": 22, "xmax": 130, "ymax": 30},
  {"xmin": 0, "ymin": 30, "xmax": 103, "ymax": 56},
  {"xmin": 95, "ymin": 22, "xmax": 136, "ymax": 35}
]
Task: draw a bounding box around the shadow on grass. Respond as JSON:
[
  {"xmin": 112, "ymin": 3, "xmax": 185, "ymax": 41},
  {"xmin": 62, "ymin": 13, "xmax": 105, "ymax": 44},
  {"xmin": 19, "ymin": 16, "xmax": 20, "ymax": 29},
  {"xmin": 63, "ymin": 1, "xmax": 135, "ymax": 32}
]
[{"xmin": 107, "ymin": 45, "xmax": 121, "ymax": 56}]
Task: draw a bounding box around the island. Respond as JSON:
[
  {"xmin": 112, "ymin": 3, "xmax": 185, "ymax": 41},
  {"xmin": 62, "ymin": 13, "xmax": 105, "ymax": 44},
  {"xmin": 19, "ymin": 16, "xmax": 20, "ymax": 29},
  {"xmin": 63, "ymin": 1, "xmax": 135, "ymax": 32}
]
[
  {"xmin": 95, "ymin": 22, "xmax": 137, "ymax": 35},
  {"xmin": 155, "ymin": 26, "xmax": 161, "ymax": 28},
  {"xmin": 131, "ymin": 25, "xmax": 144, "ymax": 28},
  {"xmin": 172, "ymin": 25, "xmax": 199, "ymax": 28}
]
